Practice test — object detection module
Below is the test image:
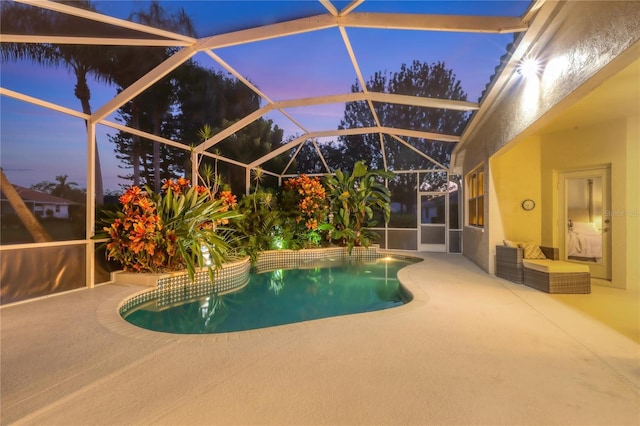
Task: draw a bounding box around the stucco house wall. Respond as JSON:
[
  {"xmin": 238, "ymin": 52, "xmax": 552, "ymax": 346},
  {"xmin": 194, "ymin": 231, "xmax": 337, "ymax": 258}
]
[
  {"xmin": 489, "ymin": 135, "xmax": 542, "ymax": 248},
  {"xmin": 540, "ymin": 116, "xmax": 639, "ymax": 290},
  {"xmin": 454, "ymin": 1, "xmax": 640, "ymax": 276}
]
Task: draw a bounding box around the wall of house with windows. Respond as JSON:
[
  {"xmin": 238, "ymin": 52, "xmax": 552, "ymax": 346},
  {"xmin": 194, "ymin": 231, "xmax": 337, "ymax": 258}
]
[
  {"xmin": 466, "ymin": 168, "xmax": 484, "ymax": 228},
  {"xmin": 459, "ymin": 157, "xmax": 488, "ymax": 270},
  {"xmin": 454, "ymin": 1, "xmax": 640, "ymax": 274}
]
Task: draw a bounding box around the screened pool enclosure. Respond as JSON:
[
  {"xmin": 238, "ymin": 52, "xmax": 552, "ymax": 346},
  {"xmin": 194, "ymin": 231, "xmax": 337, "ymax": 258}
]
[{"xmin": 0, "ymin": 0, "xmax": 537, "ymax": 303}]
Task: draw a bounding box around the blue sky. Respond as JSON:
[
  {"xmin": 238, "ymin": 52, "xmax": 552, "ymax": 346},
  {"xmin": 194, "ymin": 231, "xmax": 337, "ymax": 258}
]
[{"xmin": 0, "ymin": 0, "xmax": 530, "ymax": 191}]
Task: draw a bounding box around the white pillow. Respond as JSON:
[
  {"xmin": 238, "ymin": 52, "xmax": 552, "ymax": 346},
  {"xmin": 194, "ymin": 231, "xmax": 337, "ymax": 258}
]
[{"xmin": 572, "ymin": 222, "xmax": 599, "ymax": 235}]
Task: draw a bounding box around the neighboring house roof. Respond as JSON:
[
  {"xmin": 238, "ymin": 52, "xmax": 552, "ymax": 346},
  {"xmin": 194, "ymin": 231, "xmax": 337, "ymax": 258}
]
[{"xmin": 0, "ymin": 185, "xmax": 77, "ymax": 205}]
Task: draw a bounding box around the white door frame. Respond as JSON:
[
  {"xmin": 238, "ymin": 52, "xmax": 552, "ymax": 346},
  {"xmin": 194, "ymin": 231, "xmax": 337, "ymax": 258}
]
[
  {"xmin": 558, "ymin": 166, "xmax": 611, "ymax": 280},
  {"xmin": 418, "ymin": 191, "xmax": 447, "ymax": 252}
]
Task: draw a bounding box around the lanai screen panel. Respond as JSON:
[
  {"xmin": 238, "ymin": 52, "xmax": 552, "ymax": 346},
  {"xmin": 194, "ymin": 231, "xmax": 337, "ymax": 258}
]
[
  {"xmin": 0, "ymin": 0, "xmax": 541, "ymax": 299},
  {"xmin": 1, "ymin": 0, "xmax": 535, "ymax": 192}
]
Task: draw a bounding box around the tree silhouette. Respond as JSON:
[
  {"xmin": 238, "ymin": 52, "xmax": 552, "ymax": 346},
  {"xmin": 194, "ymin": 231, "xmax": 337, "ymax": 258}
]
[
  {"xmin": 31, "ymin": 175, "xmax": 85, "ymax": 203},
  {"xmin": 106, "ymin": 1, "xmax": 196, "ymax": 191},
  {"xmin": 0, "ymin": 0, "xmax": 115, "ymax": 204},
  {"xmin": 296, "ymin": 60, "xmax": 470, "ymax": 214}
]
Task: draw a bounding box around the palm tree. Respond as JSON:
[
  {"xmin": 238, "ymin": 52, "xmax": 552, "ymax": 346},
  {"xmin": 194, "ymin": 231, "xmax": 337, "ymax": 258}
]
[
  {"xmin": 108, "ymin": 1, "xmax": 196, "ymax": 191},
  {"xmin": 32, "ymin": 174, "xmax": 85, "ymax": 204},
  {"xmin": 50, "ymin": 175, "xmax": 80, "ymax": 198},
  {"xmin": 0, "ymin": 1, "xmax": 113, "ymax": 204}
]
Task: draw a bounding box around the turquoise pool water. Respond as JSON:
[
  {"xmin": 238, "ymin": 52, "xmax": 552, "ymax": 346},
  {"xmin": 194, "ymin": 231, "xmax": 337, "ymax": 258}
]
[{"xmin": 122, "ymin": 256, "xmax": 418, "ymax": 334}]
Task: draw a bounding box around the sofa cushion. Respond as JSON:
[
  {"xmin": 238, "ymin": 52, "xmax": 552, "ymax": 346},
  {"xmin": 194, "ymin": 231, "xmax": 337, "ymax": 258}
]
[
  {"xmin": 520, "ymin": 242, "xmax": 547, "ymax": 259},
  {"xmin": 523, "ymin": 259, "xmax": 590, "ymax": 273}
]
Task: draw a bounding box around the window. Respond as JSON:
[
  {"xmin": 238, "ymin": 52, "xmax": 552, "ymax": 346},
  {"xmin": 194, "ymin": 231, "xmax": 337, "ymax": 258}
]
[{"xmin": 467, "ymin": 168, "xmax": 484, "ymax": 227}]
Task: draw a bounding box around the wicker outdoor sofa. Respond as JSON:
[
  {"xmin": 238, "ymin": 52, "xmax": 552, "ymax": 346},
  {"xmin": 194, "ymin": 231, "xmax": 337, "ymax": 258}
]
[{"xmin": 496, "ymin": 245, "xmax": 591, "ymax": 294}]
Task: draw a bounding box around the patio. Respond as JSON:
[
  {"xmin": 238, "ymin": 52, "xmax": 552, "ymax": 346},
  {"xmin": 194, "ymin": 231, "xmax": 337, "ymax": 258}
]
[{"xmin": 2, "ymin": 252, "xmax": 638, "ymax": 425}]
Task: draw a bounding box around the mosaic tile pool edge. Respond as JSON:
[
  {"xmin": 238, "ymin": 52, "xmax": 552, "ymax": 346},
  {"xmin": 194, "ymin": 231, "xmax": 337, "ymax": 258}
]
[
  {"xmin": 118, "ymin": 258, "xmax": 251, "ymax": 314},
  {"xmin": 254, "ymin": 246, "xmax": 385, "ymax": 273},
  {"xmin": 119, "ymin": 246, "xmax": 389, "ymax": 315}
]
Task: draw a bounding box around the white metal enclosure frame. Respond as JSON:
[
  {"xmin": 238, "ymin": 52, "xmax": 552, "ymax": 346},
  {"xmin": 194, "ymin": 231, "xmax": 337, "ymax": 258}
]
[{"xmin": 0, "ymin": 0, "xmax": 551, "ymax": 291}]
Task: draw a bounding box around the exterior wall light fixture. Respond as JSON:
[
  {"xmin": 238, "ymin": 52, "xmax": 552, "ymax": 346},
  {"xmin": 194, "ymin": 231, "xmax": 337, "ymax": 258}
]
[{"xmin": 518, "ymin": 57, "xmax": 541, "ymax": 79}]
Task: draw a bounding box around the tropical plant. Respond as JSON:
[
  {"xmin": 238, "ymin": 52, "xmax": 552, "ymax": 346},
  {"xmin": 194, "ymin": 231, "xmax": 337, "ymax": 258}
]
[
  {"xmin": 192, "ymin": 124, "xmax": 224, "ymax": 192},
  {"xmin": 95, "ymin": 178, "xmax": 240, "ymax": 281},
  {"xmin": 322, "ymin": 161, "xmax": 394, "ymax": 252},
  {"xmin": 281, "ymin": 174, "xmax": 329, "ymax": 248},
  {"xmin": 231, "ymin": 190, "xmax": 281, "ymax": 262}
]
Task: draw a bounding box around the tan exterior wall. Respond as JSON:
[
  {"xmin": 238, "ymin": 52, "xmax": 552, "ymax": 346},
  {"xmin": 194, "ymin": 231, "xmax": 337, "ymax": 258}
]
[
  {"xmin": 540, "ymin": 117, "xmax": 638, "ymax": 290},
  {"xmin": 490, "ymin": 136, "xmax": 542, "ymax": 249},
  {"xmin": 457, "ymin": 1, "xmax": 640, "ymax": 274},
  {"xmin": 626, "ymin": 116, "xmax": 640, "ymax": 289},
  {"xmin": 460, "ymin": 1, "xmax": 640, "ymax": 158}
]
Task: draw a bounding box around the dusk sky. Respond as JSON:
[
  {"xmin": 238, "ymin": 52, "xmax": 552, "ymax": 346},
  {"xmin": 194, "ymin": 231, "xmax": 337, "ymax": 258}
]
[{"xmin": 0, "ymin": 0, "xmax": 530, "ymax": 191}]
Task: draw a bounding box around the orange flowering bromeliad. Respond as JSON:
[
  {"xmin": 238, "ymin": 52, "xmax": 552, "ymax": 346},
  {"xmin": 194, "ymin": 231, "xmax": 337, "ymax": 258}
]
[
  {"xmin": 161, "ymin": 177, "xmax": 207, "ymax": 196},
  {"xmin": 103, "ymin": 186, "xmax": 179, "ymax": 273},
  {"xmin": 216, "ymin": 190, "xmax": 238, "ymax": 225},
  {"xmin": 284, "ymin": 174, "xmax": 327, "ymax": 231},
  {"xmin": 97, "ymin": 179, "xmax": 241, "ymax": 281}
]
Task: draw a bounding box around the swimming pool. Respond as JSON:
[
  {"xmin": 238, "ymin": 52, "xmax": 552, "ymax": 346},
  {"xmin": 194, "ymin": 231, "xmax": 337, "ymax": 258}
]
[{"xmin": 121, "ymin": 256, "xmax": 419, "ymax": 334}]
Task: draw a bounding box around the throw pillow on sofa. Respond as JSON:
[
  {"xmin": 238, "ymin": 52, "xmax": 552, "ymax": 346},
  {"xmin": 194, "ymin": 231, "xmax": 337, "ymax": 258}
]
[
  {"xmin": 520, "ymin": 242, "xmax": 547, "ymax": 259},
  {"xmin": 504, "ymin": 240, "xmax": 521, "ymax": 248}
]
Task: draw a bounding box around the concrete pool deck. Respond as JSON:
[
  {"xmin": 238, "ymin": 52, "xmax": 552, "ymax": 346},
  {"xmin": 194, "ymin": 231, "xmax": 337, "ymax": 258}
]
[{"xmin": 1, "ymin": 253, "xmax": 638, "ymax": 425}]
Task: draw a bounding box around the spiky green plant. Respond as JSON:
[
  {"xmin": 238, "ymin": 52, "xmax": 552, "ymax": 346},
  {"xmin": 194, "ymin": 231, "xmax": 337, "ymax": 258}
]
[{"xmin": 151, "ymin": 184, "xmax": 241, "ymax": 281}]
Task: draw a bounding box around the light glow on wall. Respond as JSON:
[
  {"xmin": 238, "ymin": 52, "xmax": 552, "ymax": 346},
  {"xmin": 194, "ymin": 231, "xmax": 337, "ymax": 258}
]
[
  {"xmin": 544, "ymin": 54, "xmax": 568, "ymax": 83},
  {"xmin": 518, "ymin": 56, "xmax": 542, "ymax": 80},
  {"xmin": 517, "ymin": 56, "xmax": 542, "ymax": 118}
]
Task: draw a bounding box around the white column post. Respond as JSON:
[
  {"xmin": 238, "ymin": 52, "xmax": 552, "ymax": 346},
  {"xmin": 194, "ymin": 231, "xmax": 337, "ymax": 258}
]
[
  {"xmin": 86, "ymin": 121, "xmax": 96, "ymax": 289},
  {"xmin": 191, "ymin": 151, "xmax": 199, "ymax": 186},
  {"xmin": 246, "ymin": 168, "xmax": 251, "ymax": 195}
]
